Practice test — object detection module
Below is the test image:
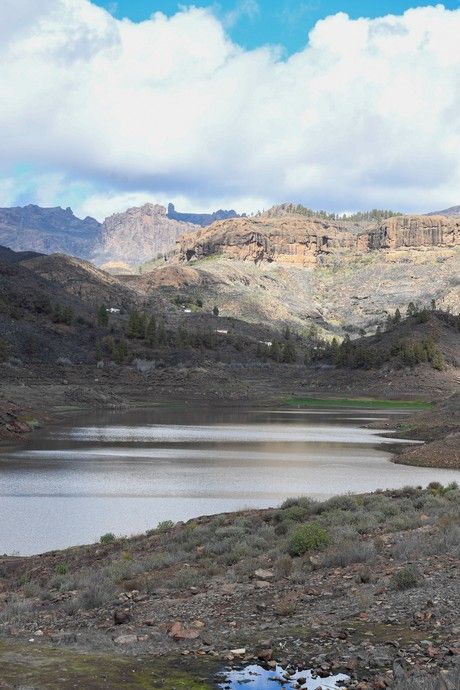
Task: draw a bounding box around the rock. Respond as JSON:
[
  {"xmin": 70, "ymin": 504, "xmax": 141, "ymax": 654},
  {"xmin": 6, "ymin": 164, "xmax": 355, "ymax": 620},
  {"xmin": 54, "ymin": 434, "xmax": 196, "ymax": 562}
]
[
  {"xmin": 255, "ymin": 580, "xmax": 270, "ymax": 589},
  {"xmin": 372, "ymin": 675, "xmax": 387, "ymax": 689},
  {"xmin": 114, "ymin": 634, "xmax": 137, "ymax": 645},
  {"xmin": 426, "ymin": 646, "xmax": 439, "ymax": 658},
  {"xmin": 229, "ymin": 648, "xmax": 246, "ymax": 656},
  {"xmin": 113, "ymin": 609, "xmax": 131, "ymax": 625},
  {"xmin": 258, "ymin": 648, "xmax": 273, "ymax": 662},
  {"xmin": 254, "ymin": 569, "xmax": 274, "ymax": 580},
  {"xmin": 169, "ymin": 621, "xmax": 200, "ymax": 640}
]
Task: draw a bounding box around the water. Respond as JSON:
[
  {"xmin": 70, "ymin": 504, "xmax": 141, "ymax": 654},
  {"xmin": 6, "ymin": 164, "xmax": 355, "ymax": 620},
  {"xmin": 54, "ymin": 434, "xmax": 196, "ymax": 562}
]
[
  {"xmin": 219, "ymin": 664, "xmax": 349, "ymax": 689},
  {"xmin": 0, "ymin": 405, "xmax": 458, "ymax": 555}
]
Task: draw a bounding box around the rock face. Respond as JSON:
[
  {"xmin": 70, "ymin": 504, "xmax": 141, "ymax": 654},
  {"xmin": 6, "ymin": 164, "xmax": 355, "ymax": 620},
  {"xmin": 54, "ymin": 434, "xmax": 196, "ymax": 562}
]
[
  {"xmin": 167, "ymin": 202, "xmax": 239, "ymax": 226},
  {"xmin": 178, "ymin": 213, "xmax": 460, "ymax": 266},
  {"xmin": 178, "ymin": 215, "xmax": 359, "ymax": 267},
  {"xmin": 368, "ymin": 215, "xmax": 460, "ymax": 250},
  {"xmin": 98, "ymin": 204, "xmax": 197, "ymax": 265},
  {"xmin": 0, "ymin": 205, "xmax": 101, "ymax": 259}
]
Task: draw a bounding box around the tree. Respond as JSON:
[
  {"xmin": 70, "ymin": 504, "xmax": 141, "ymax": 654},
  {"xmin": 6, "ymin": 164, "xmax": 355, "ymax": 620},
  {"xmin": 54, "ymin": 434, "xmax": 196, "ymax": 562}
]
[
  {"xmin": 282, "ymin": 340, "xmax": 297, "ymax": 363},
  {"xmin": 394, "ymin": 308, "xmax": 401, "ymax": 324},
  {"xmin": 330, "ymin": 337, "xmax": 340, "ymax": 364},
  {"xmin": 270, "ymin": 341, "xmax": 281, "ymax": 362},
  {"xmin": 407, "ymin": 302, "xmax": 417, "ymax": 317},
  {"xmin": 283, "ymin": 326, "xmax": 291, "ymax": 340},
  {"xmin": 145, "ymin": 317, "xmax": 157, "ymax": 346},
  {"xmin": 213, "ymin": 306, "xmax": 219, "ymax": 317},
  {"xmin": 115, "ymin": 339, "xmax": 128, "ymax": 364},
  {"xmin": 62, "ymin": 306, "xmax": 73, "ymax": 325},
  {"xmin": 97, "ymin": 305, "xmax": 108, "ymax": 327}
]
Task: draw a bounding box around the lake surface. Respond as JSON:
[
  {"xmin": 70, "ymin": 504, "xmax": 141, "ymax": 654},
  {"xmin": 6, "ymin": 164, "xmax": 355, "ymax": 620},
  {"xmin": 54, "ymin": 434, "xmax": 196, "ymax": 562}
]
[{"xmin": 0, "ymin": 405, "xmax": 458, "ymax": 555}]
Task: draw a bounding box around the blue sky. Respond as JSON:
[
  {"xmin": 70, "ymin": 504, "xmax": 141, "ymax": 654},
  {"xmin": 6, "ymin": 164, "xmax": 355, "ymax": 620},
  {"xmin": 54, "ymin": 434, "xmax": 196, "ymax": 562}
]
[{"xmin": 94, "ymin": 1, "xmax": 460, "ymax": 54}]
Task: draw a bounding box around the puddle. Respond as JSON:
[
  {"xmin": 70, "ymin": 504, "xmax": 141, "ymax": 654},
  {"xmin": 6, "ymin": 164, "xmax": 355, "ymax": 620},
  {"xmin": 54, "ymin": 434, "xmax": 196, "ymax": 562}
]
[{"xmin": 218, "ymin": 664, "xmax": 349, "ymax": 689}]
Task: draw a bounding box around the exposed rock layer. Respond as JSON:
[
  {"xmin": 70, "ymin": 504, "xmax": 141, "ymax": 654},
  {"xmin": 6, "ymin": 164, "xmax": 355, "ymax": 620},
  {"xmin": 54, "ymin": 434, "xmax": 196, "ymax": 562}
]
[{"xmin": 178, "ymin": 214, "xmax": 460, "ymax": 266}]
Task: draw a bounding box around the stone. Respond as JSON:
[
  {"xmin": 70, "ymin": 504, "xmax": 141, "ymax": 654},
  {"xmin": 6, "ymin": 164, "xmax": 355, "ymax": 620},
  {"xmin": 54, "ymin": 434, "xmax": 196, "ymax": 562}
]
[
  {"xmin": 114, "ymin": 634, "xmax": 137, "ymax": 645},
  {"xmin": 169, "ymin": 622, "xmax": 202, "ymax": 640},
  {"xmin": 113, "ymin": 609, "xmax": 131, "ymax": 625},
  {"xmin": 254, "ymin": 569, "xmax": 274, "ymax": 580},
  {"xmin": 257, "ymin": 648, "xmax": 273, "ymax": 662}
]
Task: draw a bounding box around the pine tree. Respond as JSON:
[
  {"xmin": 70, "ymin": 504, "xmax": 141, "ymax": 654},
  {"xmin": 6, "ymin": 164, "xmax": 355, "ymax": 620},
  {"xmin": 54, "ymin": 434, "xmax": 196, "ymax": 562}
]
[
  {"xmin": 282, "ymin": 340, "xmax": 297, "ymax": 363},
  {"xmin": 213, "ymin": 306, "xmax": 219, "ymax": 316},
  {"xmin": 270, "ymin": 341, "xmax": 281, "ymax": 362},
  {"xmin": 97, "ymin": 305, "xmax": 108, "ymax": 327},
  {"xmin": 145, "ymin": 317, "xmax": 157, "ymax": 346}
]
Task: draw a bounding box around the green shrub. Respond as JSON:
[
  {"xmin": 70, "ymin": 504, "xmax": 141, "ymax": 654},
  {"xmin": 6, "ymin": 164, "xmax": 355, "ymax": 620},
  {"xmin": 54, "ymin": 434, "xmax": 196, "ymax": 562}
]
[
  {"xmin": 99, "ymin": 532, "xmax": 116, "ymax": 544},
  {"xmin": 390, "ymin": 564, "xmax": 422, "ymax": 591},
  {"xmin": 55, "ymin": 563, "xmax": 69, "ymax": 575},
  {"xmin": 288, "ymin": 522, "xmax": 331, "ymax": 556}
]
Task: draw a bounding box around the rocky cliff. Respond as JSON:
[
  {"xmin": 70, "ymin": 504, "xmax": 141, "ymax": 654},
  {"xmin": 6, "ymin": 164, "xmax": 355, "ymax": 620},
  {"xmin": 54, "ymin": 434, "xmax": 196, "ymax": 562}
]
[
  {"xmin": 97, "ymin": 204, "xmax": 197, "ymax": 266},
  {"xmin": 178, "ymin": 213, "xmax": 460, "ymax": 266},
  {"xmin": 368, "ymin": 215, "xmax": 460, "ymax": 250},
  {"xmin": 178, "ymin": 215, "xmax": 360, "ymax": 267},
  {"xmin": 0, "ymin": 205, "xmax": 101, "ymax": 259}
]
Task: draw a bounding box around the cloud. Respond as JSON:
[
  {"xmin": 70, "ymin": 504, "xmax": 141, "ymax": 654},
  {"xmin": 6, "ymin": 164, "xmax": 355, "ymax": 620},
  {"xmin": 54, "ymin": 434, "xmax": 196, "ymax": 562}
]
[
  {"xmin": 223, "ymin": 0, "xmax": 260, "ymax": 28},
  {"xmin": 0, "ymin": 1, "xmax": 459, "ymax": 216}
]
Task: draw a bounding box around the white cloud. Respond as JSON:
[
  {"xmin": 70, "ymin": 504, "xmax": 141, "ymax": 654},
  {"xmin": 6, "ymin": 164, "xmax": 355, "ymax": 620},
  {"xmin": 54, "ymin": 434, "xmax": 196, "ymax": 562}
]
[
  {"xmin": 0, "ymin": 1, "xmax": 459, "ymax": 216},
  {"xmin": 223, "ymin": 0, "xmax": 260, "ymax": 28}
]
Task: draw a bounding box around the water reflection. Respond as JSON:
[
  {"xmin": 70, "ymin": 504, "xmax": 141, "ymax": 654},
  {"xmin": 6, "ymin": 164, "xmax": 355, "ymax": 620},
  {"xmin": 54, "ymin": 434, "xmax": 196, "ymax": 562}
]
[
  {"xmin": 1, "ymin": 405, "xmax": 457, "ymax": 555},
  {"xmin": 219, "ymin": 664, "xmax": 349, "ymax": 689}
]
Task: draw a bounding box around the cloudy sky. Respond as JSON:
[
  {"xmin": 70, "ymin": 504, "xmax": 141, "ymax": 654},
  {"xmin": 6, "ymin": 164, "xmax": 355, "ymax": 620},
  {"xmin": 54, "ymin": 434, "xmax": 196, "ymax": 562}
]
[{"xmin": 1, "ymin": 0, "xmax": 459, "ymax": 220}]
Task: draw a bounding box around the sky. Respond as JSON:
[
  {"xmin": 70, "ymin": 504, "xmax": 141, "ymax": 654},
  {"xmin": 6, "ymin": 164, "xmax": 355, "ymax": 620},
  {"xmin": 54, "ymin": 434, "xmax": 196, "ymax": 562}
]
[{"xmin": 0, "ymin": 0, "xmax": 459, "ymax": 220}]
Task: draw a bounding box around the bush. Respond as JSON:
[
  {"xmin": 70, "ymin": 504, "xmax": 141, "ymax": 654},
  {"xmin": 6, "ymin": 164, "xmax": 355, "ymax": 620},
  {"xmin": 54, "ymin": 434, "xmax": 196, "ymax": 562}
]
[
  {"xmin": 321, "ymin": 541, "xmax": 376, "ymax": 568},
  {"xmin": 390, "ymin": 564, "xmax": 422, "ymax": 591},
  {"xmin": 100, "ymin": 532, "xmax": 116, "ymax": 544},
  {"xmin": 55, "ymin": 563, "xmax": 69, "ymax": 575},
  {"xmin": 288, "ymin": 522, "xmax": 331, "ymax": 556}
]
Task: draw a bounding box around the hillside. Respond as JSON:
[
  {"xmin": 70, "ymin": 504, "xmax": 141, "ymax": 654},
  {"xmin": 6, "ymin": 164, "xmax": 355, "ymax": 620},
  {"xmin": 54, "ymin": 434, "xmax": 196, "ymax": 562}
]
[
  {"xmin": 0, "ymin": 205, "xmax": 101, "ymax": 259},
  {"xmin": 123, "ymin": 211, "xmax": 459, "ymax": 336},
  {"xmin": 427, "ymin": 205, "xmax": 460, "ymax": 217}
]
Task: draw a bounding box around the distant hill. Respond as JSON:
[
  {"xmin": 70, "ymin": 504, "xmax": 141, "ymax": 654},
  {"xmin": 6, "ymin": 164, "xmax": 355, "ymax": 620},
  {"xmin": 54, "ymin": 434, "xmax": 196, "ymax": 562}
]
[
  {"xmin": 96, "ymin": 204, "xmax": 197, "ymax": 266},
  {"xmin": 167, "ymin": 203, "xmax": 239, "ymax": 226},
  {"xmin": 0, "ymin": 205, "xmax": 101, "ymax": 259},
  {"xmin": 427, "ymin": 205, "xmax": 460, "ymax": 217}
]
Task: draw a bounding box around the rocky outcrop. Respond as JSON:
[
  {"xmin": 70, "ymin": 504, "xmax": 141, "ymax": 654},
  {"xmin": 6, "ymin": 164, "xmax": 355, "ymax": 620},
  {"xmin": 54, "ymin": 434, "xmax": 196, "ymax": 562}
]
[
  {"xmin": 368, "ymin": 215, "xmax": 460, "ymax": 250},
  {"xmin": 0, "ymin": 205, "xmax": 101, "ymax": 259},
  {"xmin": 97, "ymin": 204, "xmax": 197, "ymax": 266},
  {"xmin": 167, "ymin": 203, "xmax": 239, "ymax": 226},
  {"xmin": 178, "ymin": 215, "xmax": 359, "ymax": 267},
  {"xmin": 178, "ymin": 213, "xmax": 460, "ymax": 266}
]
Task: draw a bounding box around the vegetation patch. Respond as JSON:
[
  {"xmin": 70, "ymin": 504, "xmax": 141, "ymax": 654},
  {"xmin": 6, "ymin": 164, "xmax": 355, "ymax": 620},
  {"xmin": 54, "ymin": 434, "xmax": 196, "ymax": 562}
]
[{"xmin": 283, "ymin": 396, "xmax": 432, "ymax": 409}]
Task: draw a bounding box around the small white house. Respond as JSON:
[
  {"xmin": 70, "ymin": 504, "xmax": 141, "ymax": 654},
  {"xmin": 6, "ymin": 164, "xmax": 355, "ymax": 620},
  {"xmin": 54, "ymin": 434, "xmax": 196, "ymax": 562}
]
[
  {"xmin": 216, "ymin": 329, "xmax": 228, "ymax": 335},
  {"xmin": 108, "ymin": 308, "xmax": 120, "ymax": 314}
]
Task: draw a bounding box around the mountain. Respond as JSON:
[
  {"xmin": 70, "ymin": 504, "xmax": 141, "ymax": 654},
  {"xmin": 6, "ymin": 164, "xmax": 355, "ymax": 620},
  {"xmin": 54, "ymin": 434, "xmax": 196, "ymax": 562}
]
[
  {"xmin": 167, "ymin": 202, "xmax": 239, "ymax": 226},
  {"xmin": 96, "ymin": 203, "xmax": 196, "ymax": 267},
  {"xmin": 136, "ymin": 210, "xmax": 460, "ymax": 335},
  {"xmin": 177, "ymin": 212, "xmax": 459, "ymax": 265},
  {"xmin": 427, "ymin": 205, "xmax": 460, "ymax": 216},
  {"xmin": 0, "ymin": 205, "xmax": 101, "ymax": 259}
]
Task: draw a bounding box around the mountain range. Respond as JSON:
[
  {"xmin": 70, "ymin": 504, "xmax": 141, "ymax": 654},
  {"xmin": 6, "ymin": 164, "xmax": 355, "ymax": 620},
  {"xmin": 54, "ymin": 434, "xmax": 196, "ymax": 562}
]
[
  {"xmin": 1, "ymin": 201, "xmax": 459, "ymax": 271},
  {"xmin": 0, "ymin": 202, "xmax": 241, "ymax": 269}
]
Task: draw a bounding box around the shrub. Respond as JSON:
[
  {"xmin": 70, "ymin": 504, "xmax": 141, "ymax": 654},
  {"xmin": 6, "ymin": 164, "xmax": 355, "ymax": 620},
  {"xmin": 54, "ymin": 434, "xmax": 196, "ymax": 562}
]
[
  {"xmin": 146, "ymin": 520, "xmax": 174, "ymax": 535},
  {"xmin": 55, "ymin": 563, "xmax": 69, "ymax": 575},
  {"xmin": 100, "ymin": 532, "xmax": 116, "ymax": 544},
  {"xmin": 288, "ymin": 522, "xmax": 331, "ymax": 556},
  {"xmin": 390, "ymin": 564, "xmax": 422, "ymax": 591},
  {"xmin": 321, "ymin": 541, "xmax": 376, "ymax": 568}
]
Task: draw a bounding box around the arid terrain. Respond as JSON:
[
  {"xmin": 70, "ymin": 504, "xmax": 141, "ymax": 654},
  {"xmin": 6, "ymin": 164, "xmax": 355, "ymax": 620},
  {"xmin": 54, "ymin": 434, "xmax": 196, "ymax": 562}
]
[
  {"xmin": 1, "ymin": 206, "xmax": 459, "ymax": 689},
  {"xmin": 0, "ymin": 485, "xmax": 459, "ymax": 689}
]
